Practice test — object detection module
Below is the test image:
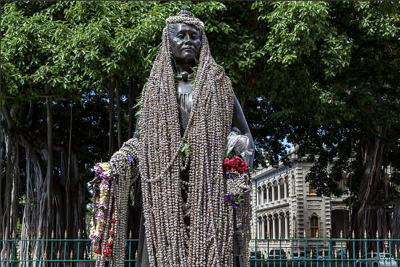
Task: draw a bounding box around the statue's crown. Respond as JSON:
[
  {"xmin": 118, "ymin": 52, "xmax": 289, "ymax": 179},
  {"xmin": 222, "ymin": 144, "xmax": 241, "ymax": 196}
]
[
  {"xmin": 166, "ymin": 5, "xmax": 204, "ymax": 29},
  {"xmin": 176, "ymin": 5, "xmax": 195, "ymax": 18}
]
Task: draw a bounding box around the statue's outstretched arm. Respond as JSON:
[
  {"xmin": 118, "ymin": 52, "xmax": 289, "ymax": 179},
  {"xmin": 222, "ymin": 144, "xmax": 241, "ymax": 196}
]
[
  {"xmin": 89, "ymin": 137, "xmax": 140, "ymax": 265},
  {"xmin": 232, "ymin": 95, "xmax": 255, "ymax": 169}
]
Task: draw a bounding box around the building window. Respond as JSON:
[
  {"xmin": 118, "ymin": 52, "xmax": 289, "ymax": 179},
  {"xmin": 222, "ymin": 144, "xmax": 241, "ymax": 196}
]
[
  {"xmin": 309, "ymin": 184, "xmax": 317, "ymax": 195},
  {"xmin": 286, "ymin": 179, "xmax": 290, "ymax": 197},
  {"xmin": 263, "ymin": 186, "xmax": 267, "ymax": 203},
  {"xmin": 274, "ymin": 184, "xmax": 278, "ymax": 200},
  {"xmin": 310, "ymin": 216, "xmax": 319, "ymax": 238},
  {"xmin": 292, "ymin": 179, "xmax": 296, "ymax": 195},
  {"xmin": 280, "ymin": 214, "xmax": 285, "ymax": 238},
  {"xmin": 264, "ymin": 218, "xmax": 268, "ymax": 239},
  {"xmin": 274, "ymin": 216, "xmax": 279, "ymax": 239},
  {"xmin": 268, "ymin": 186, "xmax": 273, "ymax": 202},
  {"xmin": 269, "ymin": 218, "xmax": 273, "ymax": 238},
  {"xmin": 280, "ymin": 183, "xmax": 285, "ymax": 199}
]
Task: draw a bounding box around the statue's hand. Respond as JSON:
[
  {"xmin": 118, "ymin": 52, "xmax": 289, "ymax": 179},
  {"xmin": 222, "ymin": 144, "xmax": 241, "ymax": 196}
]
[
  {"xmin": 109, "ymin": 138, "xmax": 140, "ymax": 180},
  {"xmin": 110, "ymin": 151, "xmax": 128, "ymax": 176}
]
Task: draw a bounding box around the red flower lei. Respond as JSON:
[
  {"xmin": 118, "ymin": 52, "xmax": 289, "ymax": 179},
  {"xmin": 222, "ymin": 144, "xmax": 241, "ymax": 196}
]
[{"xmin": 223, "ymin": 155, "xmax": 249, "ymax": 174}]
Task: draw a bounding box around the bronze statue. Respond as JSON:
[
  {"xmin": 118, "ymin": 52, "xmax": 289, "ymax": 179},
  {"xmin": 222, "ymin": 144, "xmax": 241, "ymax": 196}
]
[{"xmin": 90, "ymin": 7, "xmax": 254, "ymax": 267}]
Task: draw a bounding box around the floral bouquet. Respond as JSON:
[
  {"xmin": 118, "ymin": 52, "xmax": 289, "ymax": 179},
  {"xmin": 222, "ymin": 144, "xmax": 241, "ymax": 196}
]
[{"xmin": 223, "ymin": 131, "xmax": 252, "ymax": 208}]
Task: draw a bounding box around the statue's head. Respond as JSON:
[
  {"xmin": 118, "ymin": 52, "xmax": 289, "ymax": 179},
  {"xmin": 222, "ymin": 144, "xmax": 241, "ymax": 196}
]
[
  {"xmin": 166, "ymin": 6, "xmax": 204, "ymax": 64},
  {"xmin": 169, "ymin": 23, "xmax": 201, "ymax": 64}
]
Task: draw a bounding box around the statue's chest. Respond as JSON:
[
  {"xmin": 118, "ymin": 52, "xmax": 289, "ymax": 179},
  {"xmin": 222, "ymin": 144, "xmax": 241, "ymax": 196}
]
[{"xmin": 176, "ymin": 80, "xmax": 193, "ymax": 133}]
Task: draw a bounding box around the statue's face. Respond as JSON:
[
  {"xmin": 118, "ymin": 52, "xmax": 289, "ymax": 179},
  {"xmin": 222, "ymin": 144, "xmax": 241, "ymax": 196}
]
[{"xmin": 169, "ymin": 23, "xmax": 201, "ymax": 64}]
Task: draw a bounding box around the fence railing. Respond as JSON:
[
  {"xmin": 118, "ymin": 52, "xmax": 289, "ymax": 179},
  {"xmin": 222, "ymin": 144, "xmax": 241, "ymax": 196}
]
[
  {"xmin": 1, "ymin": 238, "xmax": 139, "ymax": 266},
  {"xmin": 250, "ymin": 237, "xmax": 400, "ymax": 267},
  {"xmin": 1, "ymin": 237, "xmax": 400, "ymax": 267}
]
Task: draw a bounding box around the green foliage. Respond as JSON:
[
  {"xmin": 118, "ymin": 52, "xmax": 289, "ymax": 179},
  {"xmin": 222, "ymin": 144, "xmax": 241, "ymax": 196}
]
[
  {"xmin": 253, "ymin": 1, "xmax": 400, "ymax": 207},
  {"xmin": 1, "ymin": 1, "xmax": 232, "ymax": 102},
  {"xmin": 255, "ymin": 2, "xmax": 330, "ymax": 65}
]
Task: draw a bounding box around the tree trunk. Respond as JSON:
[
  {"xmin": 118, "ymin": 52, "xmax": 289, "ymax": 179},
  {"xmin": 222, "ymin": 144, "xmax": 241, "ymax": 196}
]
[
  {"xmin": 46, "ymin": 98, "xmax": 54, "ymax": 237},
  {"xmin": 116, "ymin": 83, "xmax": 122, "ymax": 148},
  {"xmin": 0, "ymin": 106, "xmax": 20, "ymax": 262},
  {"xmin": 65, "ymin": 103, "xmax": 73, "ymax": 238},
  {"xmin": 108, "ymin": 86, "xmax": 115, "ymax": 156},
  {"xmin": 0, "ymin": 99, "xmax": 88, "ymax": 263},
  {"xmin": 127, "ymin": 78, "xmax": 140, "ymax": 139},
  {"xmin": 356, "ymin": 133, "xmax": 385, "ymax": 231},
  {"xmin": 128, "ymin": 79, "xmax": 135, "ymax": 139},
  {"xmin": 392, "ymin": 200, "xmax": 400, "ymax": 238},
  {"xmin": 0, "ymin": 125, "xmax": 4, "ymax": 239},
  {"xmin": 350, "ymin": 130, "xmax": 386, "ymax": 254},
  {"xmin": 0, "ymin": 135, "xmax": 4, "ymax": 237}
]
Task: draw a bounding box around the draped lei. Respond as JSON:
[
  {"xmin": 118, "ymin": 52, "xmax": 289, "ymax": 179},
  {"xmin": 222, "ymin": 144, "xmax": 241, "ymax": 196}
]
[{"xmin": 138, "ymin": 16, "xmax": 236, "ymax": 266}]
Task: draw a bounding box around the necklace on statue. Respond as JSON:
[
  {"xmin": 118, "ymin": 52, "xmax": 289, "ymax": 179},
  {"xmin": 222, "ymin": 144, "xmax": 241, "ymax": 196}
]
[{"xmin": 175, "ymin": 71, "xmax": 195, "ymax": 82}]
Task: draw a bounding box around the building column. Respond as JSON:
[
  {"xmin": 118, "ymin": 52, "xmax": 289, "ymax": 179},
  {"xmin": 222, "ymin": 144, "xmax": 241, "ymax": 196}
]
[
  {"xmin": 267, "ymin": 217, "xmax": 271, "ymax": 238},
  {"xmin": 285, "ymin": 215, "xmax": 289, "ymax": 238},
  {"xmin": 266, "ymin": 186, "xmax": 269, "ymax": 203}
]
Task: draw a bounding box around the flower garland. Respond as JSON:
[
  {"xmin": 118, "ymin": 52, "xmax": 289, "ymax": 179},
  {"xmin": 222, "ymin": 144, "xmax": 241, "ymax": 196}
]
[
  {"xmin": 223, "ymin": 132, "xmax": 252, "ymax": 208},
  {"xmin": 89, "ymin": 137, "xmax": 140, "ymax": 267},
  {"xmin": 223, "ymin": 155, "xmax": 251, "ymax": 208},
  {"xmin": 89, "ymin": 163, "xmax": 117, "ymax": 258}
]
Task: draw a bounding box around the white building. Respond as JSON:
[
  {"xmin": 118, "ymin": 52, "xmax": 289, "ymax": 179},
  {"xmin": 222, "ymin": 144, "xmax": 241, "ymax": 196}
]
[{"xmin": 250, "ymin": 157, "xmax": 350, "ymax": 257}]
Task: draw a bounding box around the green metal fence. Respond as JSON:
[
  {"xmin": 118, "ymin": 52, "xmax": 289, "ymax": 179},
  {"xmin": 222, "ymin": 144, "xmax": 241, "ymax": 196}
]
[
  {"xmin": 2, "ymin": 237, "xmax": 400, "ymax": 266},
  {"xmin": 250, "ymin": 236, "xmax": 400, "ymax": 267},
  {"xmin": 1, "ymin": 238, "xmax": 139, "ymax": 266}
]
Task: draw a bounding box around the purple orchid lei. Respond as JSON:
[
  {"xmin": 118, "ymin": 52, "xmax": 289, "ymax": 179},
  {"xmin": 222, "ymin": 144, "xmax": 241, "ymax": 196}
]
[
  {"xmin": 223, "ymin": 169, "xmax": 251, "ymax": 208},
  {"xmin": 223, "ymin": 186, "xmax": 251, "ymax": 209}
]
